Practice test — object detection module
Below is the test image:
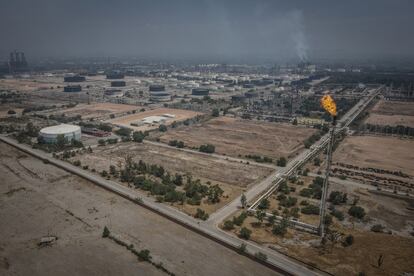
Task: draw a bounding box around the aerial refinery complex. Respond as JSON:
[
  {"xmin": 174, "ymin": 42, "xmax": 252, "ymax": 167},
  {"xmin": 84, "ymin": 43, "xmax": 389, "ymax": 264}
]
[{"xmin": 0, "ymin": 1, "xmax": 414, "ymax": 276}]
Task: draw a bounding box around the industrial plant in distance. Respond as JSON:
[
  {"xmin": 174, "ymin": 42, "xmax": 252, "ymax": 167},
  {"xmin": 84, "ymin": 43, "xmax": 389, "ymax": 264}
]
[{"xmin": 0, "ymin": 1, "xmax": 413, "ymax": 276}]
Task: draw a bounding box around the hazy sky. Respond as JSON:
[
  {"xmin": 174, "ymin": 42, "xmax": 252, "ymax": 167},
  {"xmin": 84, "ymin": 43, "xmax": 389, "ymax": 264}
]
[{"xmin": 0, "ymin": 0, "xmax": 413, "ymax": 62}]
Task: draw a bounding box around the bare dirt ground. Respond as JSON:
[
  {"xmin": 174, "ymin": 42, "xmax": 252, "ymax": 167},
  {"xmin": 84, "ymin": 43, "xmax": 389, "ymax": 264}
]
[
  {"xmin": 333, "ymin": 136, "xmax": 414, "ymax": 177},
  {"xmin": 106, "ymin": 108, "xmax": 201, "ymax": 131},
  {"xmin": 365, "ymin": 100, "xmax": 414, "ymax": 127},
  {"xmin": 50, "ymin": 102, "xmax": 140, "ymax": 120},
  {"xmin": 0, "ymin": 142, "xmax": 278, "ymax": 276},
  {"xmin": 0, "ymin": 78, "xmax": 58, "ymax": 92},
  {"xmin": 73, "ymin": 142, "xmax": 272, "ymax": 215},
  {"xmin": 158, "ymin": 117, "xmax": 316, "ymax": 159}
]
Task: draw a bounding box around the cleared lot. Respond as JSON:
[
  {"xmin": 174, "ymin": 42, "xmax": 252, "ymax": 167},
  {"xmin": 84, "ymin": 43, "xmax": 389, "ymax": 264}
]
[
  {"xmin": 106, "ymin": 107, "xmax": 201, "ymax": 131},
  {"xmin": 0, "ymin": 142, "xmax": 277, "ymax": 276},
  {"xmin": 158, "ymin": 117, "xmax": 316, "ymax": 159},
  {"xmin": 49, "ymin": 102, "xmax": 140, "ymax": 120},
  {"xmin": 365, "ymin": 100, "xmax": 414, "ymax": 127},
  {"xmin": 333, "ymin": 136, "xmax": 414, "ymax": 176}
]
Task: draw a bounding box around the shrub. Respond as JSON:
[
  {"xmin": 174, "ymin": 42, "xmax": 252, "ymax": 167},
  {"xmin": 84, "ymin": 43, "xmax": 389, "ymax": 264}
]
[
  {"xmin": 257, "ymin": 198, "xmax": 270, "ymax": 210},
  {"xmin": 276, "ymin": 157, "xmax": 287, "ymax": 167},
  {"xmin": 348, "ymin": 206, "xmax": 366, "ymax": 219},
  {"xmin": 343, "ymin": 234, "xmax": 354, "ymax": 247},
  {"xmin": 73, "ymin": 160, "xmax": 81, "ymax": 166},
  {"xmin": 301, "ymin": 204, "xmax": 320, "ymax": 215},
  {"xmin": 371, "ymin": 224, "xmax": 385, "ymax": 233},
  {"xmin": 223, "ymin": 220, "xmax": 234, "ymax": 230},
  {"xmin": 254, "ymin": 252, "xmax": 268, "ymax": 261},
  {"xmin": 239, "ymin": 227, "xmax": 251, "ymax": 240},
  {"xmin": 194, "ymin": 208, "xmax": 209, "ymax": 220},
  {"xmin": 331, "ymin": 209, "xmax": 345, "ymax": 221},
  {"xmin": 328, "ymin": 191, "xmax": 347, "ymax": 205},
  {"xmin": 158, "ymin": 124, "xmax": 167, "ymax": 132},
  {"xmin": 199, "ymin": 144, "xmax": 215, "ymax": 153},
  {"xmin": 102, "ymin": 226, "xmax": 110, "ymax": 238},
  {"xmin": 233, "ymin": 212, "xmax": 248, "ymax": 226},
  {"xmin": 272, "ymin": 218, "xmax": 289, "ymax": 236},
  {"xmin": 280, "ymin": 196, "xmax": 297, "ymax": 208}
]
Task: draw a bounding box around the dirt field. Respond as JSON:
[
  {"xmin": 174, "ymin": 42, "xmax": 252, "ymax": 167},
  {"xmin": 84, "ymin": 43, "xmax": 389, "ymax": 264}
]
[
  {"xmin": 0, "ymin": 78, "xmax": 59, "ymax": 92},
  {"xmin": 72, "ymin": 142, "xmax": 272, "ymax": 214},
  {"xmin": 106, "ymin": 108, "xmax": 201, "ymax": 131},
  {"xmin": 365, "ymin": 100, "xmax": 414, "ymax": 127},
  {"xmin": 158, "ymin": 117, "xmax": 317, "ymax": 159},
  {"xmin": 333, "ymin": 136, "xmax": 414, "ymax": 176},
  {"xmin": 0, "ymin": 142, "xmax": 277, "ymax": 276},
  {"xmin": 51, "ymin": 103, "xmax": 140, "ymax": 120}
]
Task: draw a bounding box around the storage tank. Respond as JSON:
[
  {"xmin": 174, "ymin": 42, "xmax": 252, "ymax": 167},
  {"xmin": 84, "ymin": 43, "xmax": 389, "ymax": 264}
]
[
  {"xmin": 39, "ymin": 124, "xmax": 81, "ymax": 144},
  {"xmin": 191, "ymin": 88, "xmax": 210, "ymax": 96}
]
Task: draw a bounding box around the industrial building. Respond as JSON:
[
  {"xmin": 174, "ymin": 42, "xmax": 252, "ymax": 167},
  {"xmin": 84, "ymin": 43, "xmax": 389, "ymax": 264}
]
[
  {"xmin": 64, "ymin": 85, "xmax": 82, "ymax": 92},
  {"xmin": 39, "ymin": 124, "xmax": 81, "ymax": 143},
  {"xmin": 106, "ymin": 71, "xmax": 125, "ymax": 79},
  {"xmin": 191, "ymin": 88, "xmax": 209, "ymax": 96},
  {"xmin": 149, "ymin": 85, "xmax": 171, "ymax": 102},
  {"xmin": 111, "ymin": 81, "xmax": 126, "ymax": 87},
  {"xmin": 64, "ymin": 75, "xmax": 86, "ymax": 82},
  {"xmin": 8, "ymin": 51, "xmax": 28, "ymax": 73}
]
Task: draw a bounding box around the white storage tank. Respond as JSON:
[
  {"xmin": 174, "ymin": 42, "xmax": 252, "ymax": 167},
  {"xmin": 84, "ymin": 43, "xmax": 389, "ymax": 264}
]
[{"xmin": 39, "ymin": 124, "xmax": 81, "ymax": 144}]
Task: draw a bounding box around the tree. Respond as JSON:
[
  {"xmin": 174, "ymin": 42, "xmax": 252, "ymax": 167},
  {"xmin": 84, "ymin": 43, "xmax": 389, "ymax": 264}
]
[
  {"xmin": 212, "ymin": 108, "xmax": 220, "ymax": 117},
  {"xmin": 137, "ymin": 249, "xmax": 152, "ymax": 262},
  {"xmin": 343, "ymin": 234, "xmax": 354, "ymax": 247},
  {"xmin": 56, "ymin": 134, "xmax": 66, "ymax": 149},
  {"xmin": 257, "ymin": 198, "xmax": 270, "ymax": 210},
  {"xmin": 98, "ymin": 139, "xmax": 106, "ymax": 146},
  {"xmin": 268, "ymin": 213, "xmax": 276, "ymax": 226},
  {"xmin": 292, "ymin": 118, "xmax": 298, "ymax": 125},
  {"xmin": 277, "ymin": 157, "xmax": 287, "ymax": 167},
  {"xmin": 240, "ymin": 193, "xmax": 247, "ymax": 208},
  {"xmin": 348, "ymin": 206, "xmax": 366, "ymax": 219},
  {"xmin": 223, "ymin": 220, "xmax": 234, "ymax": 230},
  {"xmin": 7, "ymin": 110, "xmax": 16, "ymax": 115},
  {"xmin": 132, "ymin": 131, "xmax": 145, "ymax": 142},
  {"xmin": 194, "ymin": 208, "xmax": 209, "ymax": 220},
  {"xmin": 115, "ymin": 127, "xmax": 131, "ymax": 137},
  {"xmin": 158, "ymin": 124, "xmax": 167, "ymax": 132},
  {"xmin": 102, "ymin": 226, "xmax": 110, "ymax": 238},
  {"xmin": 199, "ymin": 144, "xmax": 215, "ymax": 153},
  {"xmin": 272, "ymin": 218, "xmax": 289, "ymax": 236},
  {"xmin": 255, "ymin": 210, "xmax": 266, "ymax": 225},
  {"xmin": 239, "ymin": 227, "xmax": 252, "ymax": 240}
]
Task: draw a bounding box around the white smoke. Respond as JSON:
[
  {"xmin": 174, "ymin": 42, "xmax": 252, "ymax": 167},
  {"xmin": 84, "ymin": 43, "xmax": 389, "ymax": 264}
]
[{"xmin": 290, "ymin": 10, "xmax": 308, "ymax": 62}]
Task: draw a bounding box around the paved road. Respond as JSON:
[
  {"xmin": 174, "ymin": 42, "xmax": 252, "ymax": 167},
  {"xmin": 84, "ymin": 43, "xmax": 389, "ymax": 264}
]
[{"xmin": 0, "ymin": 136, "xmax": 322, "ymax": 276}]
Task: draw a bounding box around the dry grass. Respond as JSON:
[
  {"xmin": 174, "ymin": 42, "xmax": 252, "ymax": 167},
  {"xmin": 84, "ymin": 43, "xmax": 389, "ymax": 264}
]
[{"xmin": 159, "ymin": 117, "xmax": 316, "ymax": 159}]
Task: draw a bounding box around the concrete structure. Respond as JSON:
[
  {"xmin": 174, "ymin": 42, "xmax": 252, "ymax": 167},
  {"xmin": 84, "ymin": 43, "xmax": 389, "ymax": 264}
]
[
  {"xmin": 131, "ymin": 115, "xmax": 168, "ymax": 126},
  {"xmin": 39, "ymin": 124, "xmax": 81, "ymax": 143}
]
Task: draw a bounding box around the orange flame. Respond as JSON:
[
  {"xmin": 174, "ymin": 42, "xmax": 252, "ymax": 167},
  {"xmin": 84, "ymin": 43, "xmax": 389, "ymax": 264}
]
[{"xmin": 321, "ymin": 95, "xmax": 337, "ymax": 117}]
